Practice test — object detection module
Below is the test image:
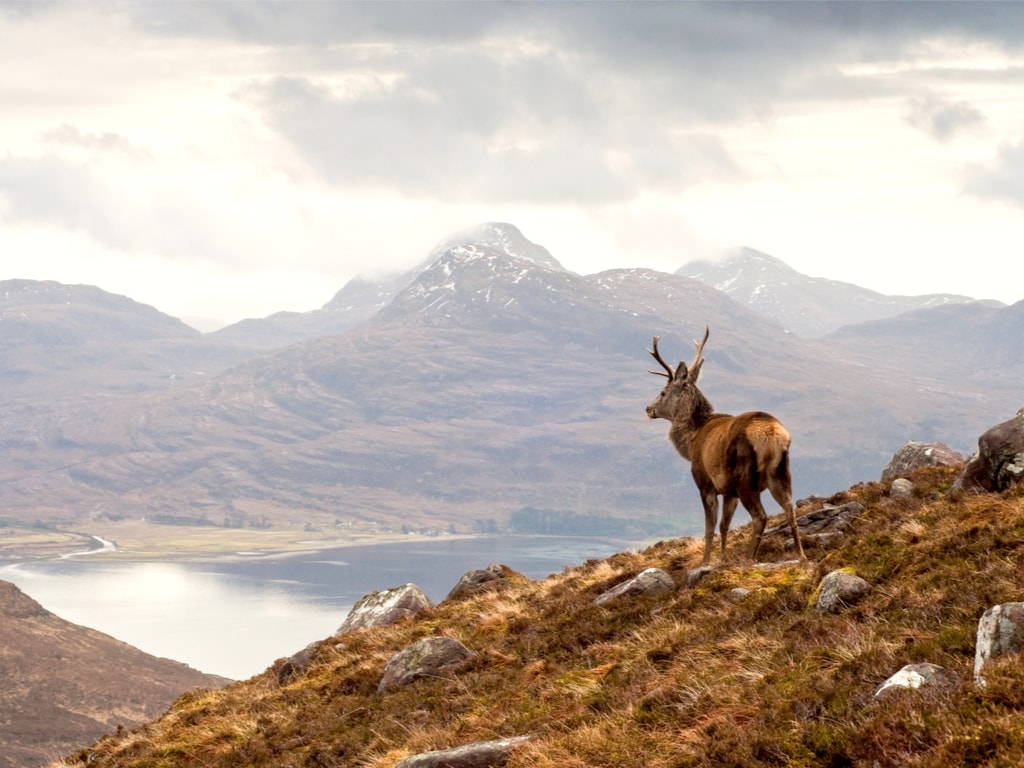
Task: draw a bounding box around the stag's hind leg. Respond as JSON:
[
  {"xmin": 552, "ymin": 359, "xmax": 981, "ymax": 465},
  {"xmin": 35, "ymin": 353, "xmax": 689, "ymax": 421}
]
[
  {"xmin": 767, "ymin": 456, "xmax": 806, "ymax": 560},
  {"xmin": 738, "ymin": 491, "xmax": 769, "ymax": 562},
  {"xmin": 720, "ymin": 496, "xmax": 739, "ymax": 561}
]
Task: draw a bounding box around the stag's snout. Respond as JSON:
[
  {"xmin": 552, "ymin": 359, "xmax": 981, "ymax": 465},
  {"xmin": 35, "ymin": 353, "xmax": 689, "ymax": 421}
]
[{"xmin": 646, "ymin": 395, "xmax": 666, "ymax": 420}]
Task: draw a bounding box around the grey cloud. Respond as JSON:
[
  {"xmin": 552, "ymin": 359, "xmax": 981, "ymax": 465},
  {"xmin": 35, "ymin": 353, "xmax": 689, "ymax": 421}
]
[
  {"xmin": 903, "ymin": 95, "xmax": 985, "ymax": 141},
  {"xmin": 127, "ymin": 1, "xmax": 518, "ymax": 46},
  {"xmin": 246, "ymin": 68, "xmax": 741, "ymax": 205},
  {"xmin": 0, "ymin": 154, "xmax": 234, "ymax": 260},
  {"xmin": 963, "ymin": 141, "xmax": 1024, "ymax": 207},
  {"xmin": 129, "ymin": 2, "xmax": 1024, "ymax": 53},
  {"xmin": 0, "ymin": 155, "xmax": 131, "ymax": 247}
]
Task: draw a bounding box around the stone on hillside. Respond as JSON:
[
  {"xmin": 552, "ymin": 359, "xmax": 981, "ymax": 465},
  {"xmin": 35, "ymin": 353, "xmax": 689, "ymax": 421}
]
[
  {"xmin": 378, "ymin": 636, "xmax": 475, "ymax": 694},
  {"xmin": 394, "ymin": 735, "xmax": 531, "ymax": 768},
  {"xmin": 889, "ymin": 478, "xmax": 914, "ymax": 499},
  {"xmin": 764, "ymin": 502, "xmax": 864, "ymax": 548},
  {"xmin": 974, "ymin": 602, "xmax": 1024, "ymax": 686},
  {"xmin": 336, "ymin": 583, "xmax": 433, "ymax": 636},
  {"xmin": 277, "ymin": 640, "xmax": 319, "ymax": 685},
  {"xmin": 594, "ymin": 567, "xmax": 676, "ymax": 606},
  {"xmin": 881, "ymin": 441, "xmax": 964, "ymax": 482},
  {"xmin": 874, "ymin": 663, "xmax": 951, "ymax": 699},
  {"xmin": 814, "ymin": 570, "xmax": 872, "ymax": 613},
  {"xmin": 954, "ymin": 408, "xmax": 1024, "ymax": 494},
  {"xmin": 685, "ymin": 565, "xmax": 715, "ymax": 588},
  {"xmin": 446, "ymin": 563, "xmax": 517, "ymax": 601}
]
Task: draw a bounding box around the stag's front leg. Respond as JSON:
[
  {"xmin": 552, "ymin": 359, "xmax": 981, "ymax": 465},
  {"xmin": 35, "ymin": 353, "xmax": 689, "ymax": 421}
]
[
  {"xmin": 700, "ymin": 490, "xmax": 719, "ymax": 566},
  {"xmin": 720, "ymin": 496, "xmax": 739, "ymax": 561}
]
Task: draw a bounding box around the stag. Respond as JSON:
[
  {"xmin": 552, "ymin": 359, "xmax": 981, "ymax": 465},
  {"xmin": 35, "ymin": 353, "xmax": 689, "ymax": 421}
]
[{"xmin": 646, "ymin": 327, "xmax": 804, "ymax": 565}]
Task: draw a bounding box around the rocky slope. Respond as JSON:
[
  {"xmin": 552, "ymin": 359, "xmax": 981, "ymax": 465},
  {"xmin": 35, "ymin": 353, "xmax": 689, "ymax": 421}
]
[{"xmin": 47, "ymin": 467, "xmax": 1024, "ymax": 768}]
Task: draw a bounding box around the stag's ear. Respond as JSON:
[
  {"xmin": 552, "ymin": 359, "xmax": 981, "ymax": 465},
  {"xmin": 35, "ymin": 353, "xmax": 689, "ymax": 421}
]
[
  {"xmin": 689, "ymin": 359, "xmax": 704, "ymax": 382},
  {"xmin": 675, "ymin": 361, "xmax": 688, "ymax": 380}
]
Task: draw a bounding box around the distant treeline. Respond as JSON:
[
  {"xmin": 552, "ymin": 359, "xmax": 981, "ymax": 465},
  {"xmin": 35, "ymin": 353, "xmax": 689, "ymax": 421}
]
[{"xmin": 148, "ymin": 513, "xmax": 272, "ymax": 529}]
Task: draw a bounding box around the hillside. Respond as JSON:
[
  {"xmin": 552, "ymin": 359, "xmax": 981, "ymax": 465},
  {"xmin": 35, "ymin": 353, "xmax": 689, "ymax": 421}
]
[
  {"xmin": 0, "ymin": 580, "xmax": 226, "ymax": 768},
  {"xmin": 51, "ymin": 467, "xmax": 1024, "ymax": 768}
]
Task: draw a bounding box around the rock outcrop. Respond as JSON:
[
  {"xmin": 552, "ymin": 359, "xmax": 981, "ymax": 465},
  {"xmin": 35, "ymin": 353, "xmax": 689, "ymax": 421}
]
[
  {"xmin": 336, "ymin": 583, "xmax": 433, "ymax": 635},
  {"xmin": 765, "ymin": 501, "xmax": 864, "ymax": 548},
  {"xmin": 874, "ymin": 663, "xmax": 951, "ymax": 699},
  {"xmin": 974, "ymin": 602, "xmax": 1024, "ymax": 686},
  {"xmin": 954, "ymin": 408, "xmax": 1024, "ymax": 493},
  {"xmin": 881, "ymin": 441, "xmax": 964, "ymax": 481},
  {"xmin": 814, "ymin": 570, "xmax": 872, "ymax": 613},
  {"xmin": 446, "ymin": 564, "xmax": 517, "ymax": 601},
  {"xmin": 393, "ymin": 735, "xmax": 531, "ymax": 768},
  {"xmin": 378, "ymin": 636, "xmax": 475, "ymax": 694},
  {"xmin": 594, "ymin": 567, "xmax": 676, "ymax": 606}
]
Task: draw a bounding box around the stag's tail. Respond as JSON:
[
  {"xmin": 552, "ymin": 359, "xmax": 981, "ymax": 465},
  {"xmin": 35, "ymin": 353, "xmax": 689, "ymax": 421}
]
[{"xmin": 774, "ymin": 447, "xmax": 792, "ymax": 488}]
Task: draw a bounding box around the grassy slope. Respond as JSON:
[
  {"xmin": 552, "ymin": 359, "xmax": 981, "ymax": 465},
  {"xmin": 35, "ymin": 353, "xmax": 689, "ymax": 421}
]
[{"xmin": 52, "ymin": 467, "xmax": 1024, "ymax": 768}]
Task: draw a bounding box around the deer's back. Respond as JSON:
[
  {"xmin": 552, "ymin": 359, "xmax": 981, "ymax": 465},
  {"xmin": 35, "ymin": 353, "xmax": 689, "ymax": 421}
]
[{"xmin": 691, "ymin": 411, "xmax": 791, "ymax": 494}]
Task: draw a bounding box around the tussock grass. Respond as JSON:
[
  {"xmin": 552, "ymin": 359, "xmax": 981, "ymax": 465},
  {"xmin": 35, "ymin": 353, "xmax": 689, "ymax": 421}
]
[{"xmin": 52, "ymin": 466, "xmax": 1024, "ymax": 767}]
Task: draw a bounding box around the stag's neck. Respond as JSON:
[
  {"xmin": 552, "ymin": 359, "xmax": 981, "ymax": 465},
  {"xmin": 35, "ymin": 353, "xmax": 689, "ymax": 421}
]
[{"xmin": 668, "ymin": 393, "xmax": 716, "ymax": 461}]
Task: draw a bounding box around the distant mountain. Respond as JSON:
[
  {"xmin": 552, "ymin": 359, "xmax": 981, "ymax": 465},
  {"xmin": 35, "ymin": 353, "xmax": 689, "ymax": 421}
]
[
  {"xmin": 0, "ymin": 279, "xmax": 252, "ymax": 403},
  {"xmin": 211, "ymin": 222, "xmax": 559, "ymax": 349},
  {"xmin": 676, "ymin": 248, "xmax": 993, "ymax": 337},
  {"xmin": 825, "ymin": 299, "xmax": 1024, "ymax": 395},
  {"xmin": 1, "ymin": 229, "xmax": 1013, "ymax": 538},
  {"xmin": 0, "ymin": 579, "xmax": 225, "ymax": 768}
]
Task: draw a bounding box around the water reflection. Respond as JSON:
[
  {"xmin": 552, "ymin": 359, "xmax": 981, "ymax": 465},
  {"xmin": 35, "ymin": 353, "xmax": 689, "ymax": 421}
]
[{"xmin": 0, "ymin": 536, "xmax": 633, "ymax": 679}]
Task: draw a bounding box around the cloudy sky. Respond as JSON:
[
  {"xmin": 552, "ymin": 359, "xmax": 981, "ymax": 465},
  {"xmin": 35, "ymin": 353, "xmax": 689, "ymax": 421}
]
[{"xmin": 2, "ymin": 1, "xmax": 1023, "ymax": 328}]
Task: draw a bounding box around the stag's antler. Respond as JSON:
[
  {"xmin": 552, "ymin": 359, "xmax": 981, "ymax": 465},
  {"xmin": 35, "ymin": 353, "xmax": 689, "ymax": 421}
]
[
  {"xmin": 688, "ymin": 326, "xmax": 710, "ymax": 381},
  {"xmin": 647, "ymin": 335, "xmax": 675, "ymax": 380}
]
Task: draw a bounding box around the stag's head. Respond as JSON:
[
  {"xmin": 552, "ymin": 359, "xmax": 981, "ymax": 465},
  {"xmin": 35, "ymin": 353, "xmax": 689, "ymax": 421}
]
[{"xmin": 645, "ymin": 327, "xmax": 710, "ymax": 421}]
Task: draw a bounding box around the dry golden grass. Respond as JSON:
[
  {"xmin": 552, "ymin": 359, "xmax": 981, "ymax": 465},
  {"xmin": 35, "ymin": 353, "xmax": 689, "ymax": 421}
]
[{"xmin": 50, "ymin": 467, "xmax": 1024, "ymax": 768}]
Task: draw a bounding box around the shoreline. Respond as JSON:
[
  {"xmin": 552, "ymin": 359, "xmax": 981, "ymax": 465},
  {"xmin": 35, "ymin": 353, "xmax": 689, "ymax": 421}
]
[{"xmin": 0, "ymin": 522, "xmax": 649, "ymax": 566}]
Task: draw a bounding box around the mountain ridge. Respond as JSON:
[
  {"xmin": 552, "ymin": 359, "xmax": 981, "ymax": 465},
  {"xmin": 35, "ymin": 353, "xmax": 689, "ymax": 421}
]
[{"xmin": 1, "ymin": 225, "xmax": 1020, "ymax": 538}]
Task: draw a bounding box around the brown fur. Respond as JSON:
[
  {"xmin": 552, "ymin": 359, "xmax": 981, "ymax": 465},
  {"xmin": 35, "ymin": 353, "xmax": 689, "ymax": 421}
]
[{"xmin": 647, "ymin": 330, "xmax": 805, "ymax": 565}]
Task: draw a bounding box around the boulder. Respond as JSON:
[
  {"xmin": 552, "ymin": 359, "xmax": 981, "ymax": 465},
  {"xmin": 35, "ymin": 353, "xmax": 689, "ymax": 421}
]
[
  {"xmin": 881, "ymin": 441, "xmax": 964, "ymax": 482},
  {"xmin": 378, "ymin": 636, "xmax": 475, "ymax": 694},
  {"xmin": 874, "ymin": 663, "xmax": 951, "ymax": 699},
  {"xmin": 814, "ymin": 570, "xmax": 872, "ymax": 613},
  {"xmin": 594, "ymin": 567, "xmax": 676, "ymax": 606},
  {"xmin": 685, "ymin": 566, "xmax": 715, "ymax": 588},
  {"xmin": 974, "ymin": 602, "xmax": 1024, "ymax": 686},
  {"xmin": 394, "ymin": 735, "xmax": 531, "ymax": 768},
  {"xmin": 446, "ymin": 564, "xmax": 516, "ymax": 602},
  {"xmin": 889, "ymin": 478, "xmax": 914, "ymax": 499},
  {"xmin": 954, "ymin": 408, "xmax": 1024, "ymax": 493},
  {"xmin": 336, "ymin": 583, "xmax": 433, "ymax": 636},
  {"xmin": 277, "ymin": 641, "xmax": 319, "ymax": 685}
]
